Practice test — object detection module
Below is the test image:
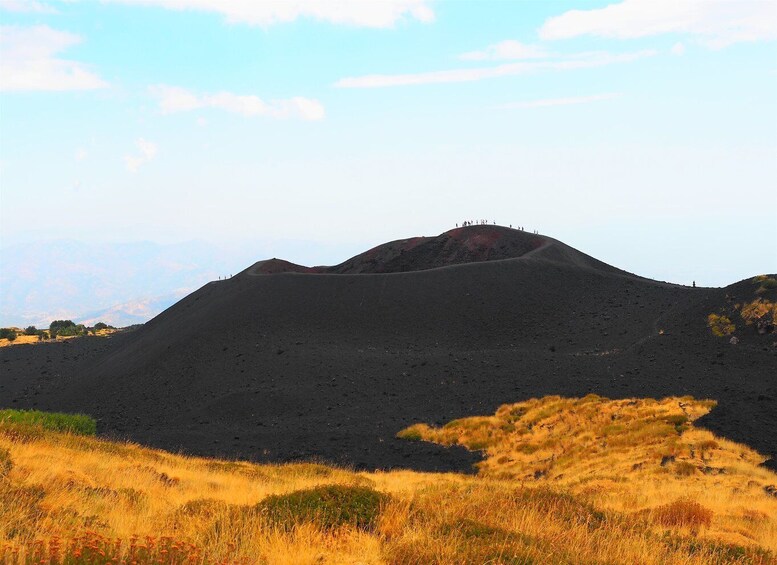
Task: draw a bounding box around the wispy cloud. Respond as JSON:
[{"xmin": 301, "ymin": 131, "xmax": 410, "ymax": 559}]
[
  {"xmin": 106, "ymin": 0, "xmax": 434, "ymax": 28},
  {"xmin": 149, "ymin": 85, "xmax": 325, "ymax": 120},
  {"xmin": 0, "ymin": 0, "xmax": 57, "ymax": 14},
  {"xmin": 459, "ymin": 40, "xmax": 548, "ymax": 61},
  {"xmin": 124, "ymin": 138, "xmax": 157, "ymax": 173},
  {"xmin": 497, "ymin": 93, "xmax": 623, "ymax": 110},
  {"xmin": 0, "ymin": 25, "xmax": 107, "ymax": 91},
  {"xmin": 539, "ymin": 0, "xmax": 777, "ymax": 49},
  {"xmin": 335, "ymin": 50, "xmax": 656, "ymax": 88}
]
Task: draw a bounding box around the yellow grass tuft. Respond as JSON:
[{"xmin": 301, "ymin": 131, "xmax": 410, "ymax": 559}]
[{"xmin": 708, "ymin": 313, "xmax": 736, "ymax": 336}]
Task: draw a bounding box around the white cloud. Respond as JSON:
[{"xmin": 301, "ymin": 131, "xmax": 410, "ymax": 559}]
[
  {"xmin": 75, "ymin": 147, "xmax": 88, "ymax": 161},
  {"xmin": 460, "ymin": 40, "xmax": 548, "ymax": 61},
  {"xmin": 124, "ymin": 138, "xmax": 157, "ymax": 173},
  {"xmin": 670, "ymin": 42, "xmax": 686, "ymax": 56},
  {"xmin": 151, "ymin": 84, "xmax": 201, "ymax": 113},
  {"xmin": 539, "ymin": 0, "xmax": 777, "ymax": 48},
  {"xmin": 106, "ymin": 0, "xmax": 434, "ymax": 28},
  {"xmin": 0, "ymin": 0, "xmax": 58, "ymax": 14},
  {"xmin": 497, "ymin": 93, "xmax": 623, "ymax": 109},
  {"xmin": 0, "ymin": 25, "xmax": 107, "ymax": 91},
  {"xmin": 335, "ymin": 50, "xmax": 656, "ymax": 88},
  {"xmin": 149, "ymin": 84, "xmax": 325, "ymax": 120}
]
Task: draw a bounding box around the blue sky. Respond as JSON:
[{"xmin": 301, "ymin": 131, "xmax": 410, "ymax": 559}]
[{"xmin": 1, "ymin": 0, "xmax": 776, "ymax": 287}]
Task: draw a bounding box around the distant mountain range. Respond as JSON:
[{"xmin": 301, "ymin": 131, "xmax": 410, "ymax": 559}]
[{"xmin": 0, "ymin": 240, "xmax": 254, "ymax": 327}]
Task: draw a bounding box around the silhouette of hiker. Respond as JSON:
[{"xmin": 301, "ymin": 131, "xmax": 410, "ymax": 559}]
[{"xmin": 693, "ymin": 281, "xmax": 696, "ymax": 288}]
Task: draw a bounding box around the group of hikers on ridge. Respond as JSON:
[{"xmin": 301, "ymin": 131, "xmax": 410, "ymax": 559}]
[
  {"xmin": 456, "ymin": 220, "xmax": 538, "ymax": 234},
  {"xmin": 460, "ymin": 220, "xmax": 493, "ymax": 227}
]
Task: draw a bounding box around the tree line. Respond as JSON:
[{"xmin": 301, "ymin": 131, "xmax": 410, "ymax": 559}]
[{"xmin": 0, "ymin": 320, "xmax": 114, "ymax": 342}]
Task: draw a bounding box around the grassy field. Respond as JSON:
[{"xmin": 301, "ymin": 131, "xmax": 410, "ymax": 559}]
[
  {"xmin": 0, "ymin": 409, "xmax": 97, "ymax": 436},
  {"xmin": 0, "ymin": 334, "xmax": 40, "ymax": 347},
  {"xmin": 1, "ymin": 396, "xmax": 775, "ymax": 564}
]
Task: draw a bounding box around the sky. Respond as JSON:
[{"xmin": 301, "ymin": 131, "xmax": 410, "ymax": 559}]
[{"xmin": 1, "ymin": 0, "xmax": 776, "ymax": 289}]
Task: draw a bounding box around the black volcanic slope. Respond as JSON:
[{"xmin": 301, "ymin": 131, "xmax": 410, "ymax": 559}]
[{"xmin": 1, "ymin": 226, "xmax": 775, "ymax": 472}]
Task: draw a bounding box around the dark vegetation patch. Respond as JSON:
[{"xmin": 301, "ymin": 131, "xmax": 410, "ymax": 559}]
[
  {"xmin": 0, "ymin": 328, "xmax": 17, "ymax": 342},
  {"xmin": 255, "ymin": 484, "xmax": 389, "ymax": 532}
]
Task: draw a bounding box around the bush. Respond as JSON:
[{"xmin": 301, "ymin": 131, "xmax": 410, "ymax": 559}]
[
  {"xmin": 707, "ymin": 313, "xmax": 735, "ymax": 337},
  {"xmin": 93, "ymin": 322, "xmax": 109, "ymax": 331},
  {"xmin": 255, "ymin": 484, "xmax": 389, "ymax": 532},
  {"xmin": 55, "ymin": 324, "xmax": 87, "ymax": 337},
  {"xmin": 652, "ymin": 498, "xmax": 713, "ymax": 529},
  {"xmin": 0, "ymin": 409, "xmax": 97, "ymax": 436},
  {"xmin": 0, "ymin": 328, "xmax": 17, "ymax": 341},
  {"xmin": 740, "ymin": 299, "xmax": 777, "ymax": 326},
  {"xmin": 49, "ymin": 319, "xmax": 76, "ymax": 338},
  {"xmin": 23, "ymin": 326, "xmax": 38, "ymax": 336}
]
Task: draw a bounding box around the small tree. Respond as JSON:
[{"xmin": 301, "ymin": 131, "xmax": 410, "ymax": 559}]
[
  {"xmin": 0, "ymin": 328, "xmax": 17, "ymax": 342},
  {"xmin": 93, "ymin": 322, "xmax": 108, "ymax": 331},
  {"xmin": 50, "ymin": 320, "xmax": 76, "ymax": 339},
  {"xmin": 24, "ymin": 326, "xmax": 38, "ymax": 336}
]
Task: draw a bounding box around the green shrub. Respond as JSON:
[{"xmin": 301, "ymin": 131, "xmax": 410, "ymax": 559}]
[
  {"xmin": 49, "ymin": 319, "xmax": 78, "ymax": 338},
  {"xmin": 55, "ymin": 324, "xmax": 87, "ymax": 337},
  {"xmin": 255, "ymin": 484, "xmax": 389, "ymax": 532},
  {"xmin": 0, "ymin": 328, "xmax": 17, "ymax": 341},
  {"xmin": 0, "ymin": 409, "xmax": 97, "ymax": 436},
  {"xmin": 49, "ymin": 320, "xmax": 75, "ymax": 331}
]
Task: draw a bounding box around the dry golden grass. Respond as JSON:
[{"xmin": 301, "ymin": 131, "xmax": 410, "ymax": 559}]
[
  {"xmin": 399, "ymin": 395, "xmax": 777, "ymax": 555},
  {"xmin": 740, "ymin": 299, "xmax": 777, "ymax": 326},
  {"xmin": 0, "ymin": 334, "xmax": 38, "ymax": 348},
  {"xmin": 1, "ymin": 396, "xmax": 775, "ymax": 564},
  {"xmin": 0, "ymin": 328, "xmax": 117, "ymax": 348}
]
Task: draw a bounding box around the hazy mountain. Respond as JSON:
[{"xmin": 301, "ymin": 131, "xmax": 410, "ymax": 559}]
[{"xmin": 0, "ymin": 240, "xmax": 251, "ymax": 327}]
